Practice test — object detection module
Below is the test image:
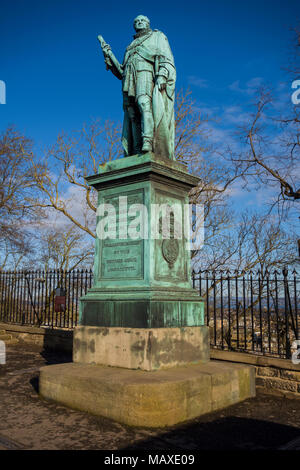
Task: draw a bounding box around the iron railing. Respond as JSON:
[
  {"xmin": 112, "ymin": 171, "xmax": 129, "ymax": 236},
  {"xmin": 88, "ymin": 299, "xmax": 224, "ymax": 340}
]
[
  {"xmin": 0, "ymin": 268, "xmax": 299, "ymax": 359},
  {"xmin": 0, "ymin": 269, "xmax": 93, "ymax": 329},
  {"xmin": 192, "ymin": 268, "xmax": 299, "ymax": 359}
]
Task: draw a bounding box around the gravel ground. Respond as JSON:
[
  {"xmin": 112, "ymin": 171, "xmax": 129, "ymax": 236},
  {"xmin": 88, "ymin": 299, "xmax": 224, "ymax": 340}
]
[{"xmin": 0, "ymin": 342, "xmax": 300, "ymax": 451}]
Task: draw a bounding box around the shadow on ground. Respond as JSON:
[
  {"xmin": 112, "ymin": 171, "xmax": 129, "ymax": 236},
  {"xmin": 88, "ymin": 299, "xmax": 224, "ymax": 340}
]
[
  {"xmin": 122, "ymin": 416, "xmax": 300, "ymax": 450},
  {"xmin": 29, "ymin": 344, "xmax": 72, "ymax": 394}
]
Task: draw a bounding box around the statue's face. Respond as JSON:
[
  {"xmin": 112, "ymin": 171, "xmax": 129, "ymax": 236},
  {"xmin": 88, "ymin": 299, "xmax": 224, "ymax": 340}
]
[{"xmin": 134, "ymin": 15, "xmax": 150, "ymax": 32}]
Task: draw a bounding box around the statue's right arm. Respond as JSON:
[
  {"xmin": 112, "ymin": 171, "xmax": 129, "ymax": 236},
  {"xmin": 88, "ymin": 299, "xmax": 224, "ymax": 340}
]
[
  {"xmin": 98, "ymin": 35, "xmax": 123, "ymax": 80},
  {"xmin": 109, "ymin": 59, "xmax": 123, "ymax": 81}
]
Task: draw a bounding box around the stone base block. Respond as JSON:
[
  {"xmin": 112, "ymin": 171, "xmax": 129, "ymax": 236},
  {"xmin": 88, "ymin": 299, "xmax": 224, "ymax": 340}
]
[
  {"xmin": 73, "ymin": 326, "xmax": 209, "ymax": 371},
  {"xmin": 39, "ymin": 361, "xmax": 255, "ymax": 428}
]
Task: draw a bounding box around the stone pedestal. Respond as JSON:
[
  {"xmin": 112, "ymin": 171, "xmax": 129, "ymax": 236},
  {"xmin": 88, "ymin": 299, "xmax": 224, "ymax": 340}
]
[
  {"xmin": 80, "ymin": 153, "xmax": 204, "ymax": 328},
  {"xmin": 39, "ymin": 153, "xmax": 255, "ymax": 427}
]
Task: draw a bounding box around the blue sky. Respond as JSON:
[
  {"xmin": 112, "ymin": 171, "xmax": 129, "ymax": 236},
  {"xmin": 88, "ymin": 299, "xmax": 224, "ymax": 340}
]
[
  {"xmin": 1, "ymin": 0, "xmax": 299, "ymax": 268},
  {"xmin": 1, "ymin": 0, "xmax": 299, "ymax": 229},
  {"xmin": 0, "ymin": 0, "xmax": 299, "ymax": 147}
]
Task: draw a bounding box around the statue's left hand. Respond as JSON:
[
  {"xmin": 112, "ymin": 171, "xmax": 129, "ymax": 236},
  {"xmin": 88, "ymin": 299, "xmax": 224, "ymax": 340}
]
[{"xmin": 156, "ymin": 76, "xmax": 166, "ymax": 91}]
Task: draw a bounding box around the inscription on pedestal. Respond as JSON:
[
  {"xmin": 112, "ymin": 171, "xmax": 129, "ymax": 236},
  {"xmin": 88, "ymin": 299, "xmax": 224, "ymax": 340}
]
[
  {"xmin": 101, "ymin": 241, "xmax": 142, "ymax": 278},
  {"xmin": 99, "ymin": 190, "xmax": 144, "ymax": 280}
]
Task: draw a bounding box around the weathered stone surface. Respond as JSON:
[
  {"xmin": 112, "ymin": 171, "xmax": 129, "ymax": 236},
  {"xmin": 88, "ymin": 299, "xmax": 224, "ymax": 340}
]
[
  {"xmin": 73, "ymin": 326, "xmax": 209, "ymax": 370},
  {"xmin": 256, "ymin": 366, "xmax": 279, "ymax": 378},
  {"xmin": 280, "ymin": 369, "xmax": 300, "ymax": 382},
  {"xmin": 256, "ymin": 377, "xmax": 298, "ymax": 393},
  {"xmin": 39, "ymin": 360, "xmax": 255, "ymax": 428},
  {"xmin": 210, "ymin": 349, "xmax": 300, "ymax": 372},
  {"xmin": 210, "ymin": 349, "xmax": 300, "ymax": 397}
]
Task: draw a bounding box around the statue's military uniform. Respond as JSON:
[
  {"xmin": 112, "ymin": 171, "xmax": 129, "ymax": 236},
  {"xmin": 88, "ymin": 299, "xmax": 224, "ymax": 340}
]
[{"xmin": 121, "ymin": 29, "xmax": 175, "ymax": 155}]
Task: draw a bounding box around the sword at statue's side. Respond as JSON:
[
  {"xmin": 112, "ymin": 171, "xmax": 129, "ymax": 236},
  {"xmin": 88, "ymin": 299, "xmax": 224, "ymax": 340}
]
[{"xmin": 97, "ymin": 35, "xmax": 123, "ymax": 79}]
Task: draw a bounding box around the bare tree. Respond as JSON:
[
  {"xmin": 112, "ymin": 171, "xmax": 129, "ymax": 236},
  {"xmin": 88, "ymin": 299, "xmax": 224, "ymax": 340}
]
[
  {"xmin": 0, "ymin": 126, "xmax": 42, "ymax": 269},
  {"xmin": 229, "ymin": 26, "xmax": 300, "ymax": 215},
  {"xmin": 34, "ymin": 224, "xmax": 94, "ymax": 271},
  {"xmin": 233, "ymin": 88, "xmax": 300, "ymax": 205},
  {"xmin": 28, "ymin": 119, "xmax": 122, "ymax": 240}
]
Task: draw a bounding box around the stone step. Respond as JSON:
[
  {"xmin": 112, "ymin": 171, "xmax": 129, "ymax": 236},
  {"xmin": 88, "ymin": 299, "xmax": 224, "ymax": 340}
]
[{"xmin": 40, "ymin": 360, "xmax": 256, "ymax": 428}]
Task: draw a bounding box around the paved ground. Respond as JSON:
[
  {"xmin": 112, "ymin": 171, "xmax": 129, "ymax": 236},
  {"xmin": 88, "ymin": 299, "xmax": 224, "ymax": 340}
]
[{"xmin": 0, "ymin": 342, "xmax": 300, "ymax": 450}]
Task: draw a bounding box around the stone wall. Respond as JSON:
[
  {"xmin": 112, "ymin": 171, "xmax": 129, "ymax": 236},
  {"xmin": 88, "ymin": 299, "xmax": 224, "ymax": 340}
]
[
  {"xmin": 211, "ymin": 349, "xmax": 300, "ymax": 399},
  {"xmin": 0, "ymin": 322, "xmax": 73, "ymax": 353}
]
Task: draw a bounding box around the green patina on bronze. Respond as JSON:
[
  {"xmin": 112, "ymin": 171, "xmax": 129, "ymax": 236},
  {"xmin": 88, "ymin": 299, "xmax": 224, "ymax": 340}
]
[
  {"xmin": 98, "ymin": 15, "xmax": 175, "ymax": 158},
  {"xmin": 80, "ymin": 153, "xmax": 204, "ymax": 328}
]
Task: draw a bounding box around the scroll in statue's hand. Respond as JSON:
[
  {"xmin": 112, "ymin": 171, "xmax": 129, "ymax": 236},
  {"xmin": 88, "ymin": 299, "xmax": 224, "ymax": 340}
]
[{"xmin": 97, "ymin": 35, "xmax": 111, "ymax": 54}]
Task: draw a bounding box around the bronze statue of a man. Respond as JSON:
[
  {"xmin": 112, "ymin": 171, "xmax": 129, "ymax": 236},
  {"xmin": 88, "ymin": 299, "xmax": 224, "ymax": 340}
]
[{"xmin": 98, "ymin": 15, "xmax": 176, "ymax": 159}]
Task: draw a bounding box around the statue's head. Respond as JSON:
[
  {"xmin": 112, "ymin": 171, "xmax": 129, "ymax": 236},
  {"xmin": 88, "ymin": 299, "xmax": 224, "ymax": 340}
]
[{"xmin": 133, "ymin": 15, "xmax": 150, "ymax": 32}]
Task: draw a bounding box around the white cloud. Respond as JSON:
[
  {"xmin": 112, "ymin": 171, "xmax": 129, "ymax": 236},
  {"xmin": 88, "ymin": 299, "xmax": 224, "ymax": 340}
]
[
  {"xmin": 188, "ymin": 76, "xmax": 209, "ymax": 88},
  {"xmin": 228, "ymin": 80, "xmax": 243, "ymax": 93},
  {"xmin": 246, "ymin": 77, "xmax": 264, "ymax": 89},
  {"xmin": 222, "ymin": 105, "xmax": 249, "ymax": 125},
  {"xmin": 228, "ymin": 77, "xmax": 264, "ymax": 95}
]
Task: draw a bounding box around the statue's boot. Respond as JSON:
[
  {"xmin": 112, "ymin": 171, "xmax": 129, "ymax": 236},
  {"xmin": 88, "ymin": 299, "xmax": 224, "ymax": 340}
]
[{"xmin": 141, "ymin": 110, "xmax": 154, "ymax": 152}]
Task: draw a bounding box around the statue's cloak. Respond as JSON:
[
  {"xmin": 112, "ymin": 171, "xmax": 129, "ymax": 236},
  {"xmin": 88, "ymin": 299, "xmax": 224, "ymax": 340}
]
[{"xmin": 121, "ymin": 30, "xmax": 176, "ymax": 159}]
